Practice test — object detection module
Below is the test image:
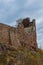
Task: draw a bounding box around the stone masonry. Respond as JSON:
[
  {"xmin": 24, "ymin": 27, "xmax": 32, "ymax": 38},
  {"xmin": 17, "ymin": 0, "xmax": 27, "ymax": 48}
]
[{"xmin": 0, "ymin": 18, "xmax": 38, "ymax": 51}]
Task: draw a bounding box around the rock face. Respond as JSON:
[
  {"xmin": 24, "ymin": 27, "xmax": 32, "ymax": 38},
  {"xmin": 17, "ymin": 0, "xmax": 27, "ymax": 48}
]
[{"xmin": 0, "ymin": 18, "xmax": 38, "ymax": 51}]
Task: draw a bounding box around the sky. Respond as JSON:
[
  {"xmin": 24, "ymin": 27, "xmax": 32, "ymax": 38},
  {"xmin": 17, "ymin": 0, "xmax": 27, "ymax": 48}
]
[{"xmin": 0, "ymin": 0, "xmax": 43, "ymax": 49}]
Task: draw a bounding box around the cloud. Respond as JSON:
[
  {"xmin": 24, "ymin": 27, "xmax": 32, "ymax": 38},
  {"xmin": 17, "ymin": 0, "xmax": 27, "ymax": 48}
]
[
  {"xmin": 36, "ymin": 18, "xmax": 43, "ymax": 25},
  {"xmin": 0, "ymin": 0, "xmax": 19, "ymax": 23},
  {"xmin": 24, "ymin": 0, "xmax": 36, "ymax": 8},
  {"xmin": 0, "ymin": 0, "xmax": 43, "ymax": 49},
  {"xmin": 9, "ymin": 21, "xmax": 17, "ymax": 27},
  {"xmin": 37, "ymin": 25, "xmax": 43, "ymax": 48},
  {"xmin": 0, "ymin": 0, "xmax": 15, "ymax": 3},
  {"xmin": 38, "ymin": 38, "xmax": 43, "ymax": 49}
]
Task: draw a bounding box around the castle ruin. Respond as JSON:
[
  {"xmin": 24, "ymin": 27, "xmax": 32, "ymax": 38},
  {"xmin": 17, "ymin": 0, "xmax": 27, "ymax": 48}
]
[{"xmin": 0, "ymin": 18, "xmax": 38, "ymax": 51}]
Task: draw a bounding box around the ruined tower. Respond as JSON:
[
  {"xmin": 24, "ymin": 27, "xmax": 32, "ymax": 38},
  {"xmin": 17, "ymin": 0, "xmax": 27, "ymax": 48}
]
[{"xmin": 0, "ymin": 18, "xmax": 38, "ymax": 51}]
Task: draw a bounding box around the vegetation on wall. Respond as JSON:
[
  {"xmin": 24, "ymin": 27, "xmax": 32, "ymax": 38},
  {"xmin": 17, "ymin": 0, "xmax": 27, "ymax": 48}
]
[{"xmin": 0, "ymin": 43, "xmax": 43, "ymax": 65}]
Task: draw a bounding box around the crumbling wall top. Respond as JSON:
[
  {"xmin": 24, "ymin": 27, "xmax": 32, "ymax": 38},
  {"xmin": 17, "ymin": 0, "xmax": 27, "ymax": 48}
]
[
  {"xmin": 22, "ymin": 18, "xmax": 30, "ymax": 27},
  {"xmin": 21, "ymin": 18, "xmax": 36, "ymax": 28}
]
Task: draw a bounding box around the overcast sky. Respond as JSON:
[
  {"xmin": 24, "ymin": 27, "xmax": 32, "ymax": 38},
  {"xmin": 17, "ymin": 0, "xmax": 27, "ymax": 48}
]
[{"xmin": 0, "ymin": 0, "xmax": 43, "ymax": 49}]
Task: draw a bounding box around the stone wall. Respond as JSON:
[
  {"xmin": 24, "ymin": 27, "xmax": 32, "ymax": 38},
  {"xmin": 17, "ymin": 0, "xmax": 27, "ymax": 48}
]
[{"xmin": 0, "ymin": 18, "xmax": 38, "ymax": 51}]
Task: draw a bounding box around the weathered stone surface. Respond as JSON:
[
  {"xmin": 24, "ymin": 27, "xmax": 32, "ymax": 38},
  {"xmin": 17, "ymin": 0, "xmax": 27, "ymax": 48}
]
[{"xmin": 0, "ymin": 18, "xmax": 38, "ymax": 51}]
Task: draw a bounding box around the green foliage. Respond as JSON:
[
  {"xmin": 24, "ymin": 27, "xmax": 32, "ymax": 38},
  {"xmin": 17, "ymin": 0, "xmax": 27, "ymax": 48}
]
[{"xmin": 0, "ymin": 43, "xmax": 43, "ymax": 65}]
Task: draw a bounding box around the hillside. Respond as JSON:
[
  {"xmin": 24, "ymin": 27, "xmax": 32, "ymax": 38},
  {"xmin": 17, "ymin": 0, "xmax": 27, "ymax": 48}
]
[{"xmin": 0, "ymin": 43, "xmax": 43, "ymax": 65}]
